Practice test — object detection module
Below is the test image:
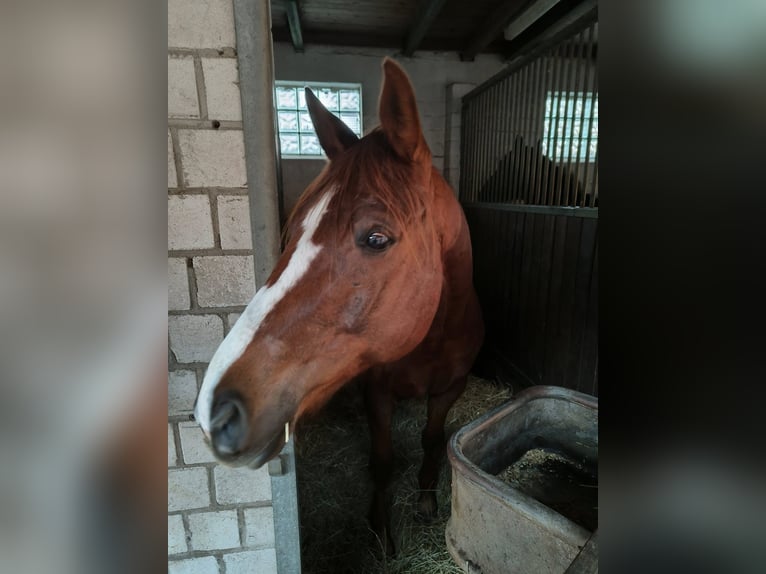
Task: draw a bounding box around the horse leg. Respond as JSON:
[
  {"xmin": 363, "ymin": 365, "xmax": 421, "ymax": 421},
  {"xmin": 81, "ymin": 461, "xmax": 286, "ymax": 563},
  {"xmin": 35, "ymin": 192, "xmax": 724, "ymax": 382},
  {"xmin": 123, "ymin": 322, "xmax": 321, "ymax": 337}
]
[
  {"xmin": 415, "ymin": 376, "xmax": 468, "ymax": 522},
  {"xmin": 364, "ymin": 380, "xmax": 396, "ymax": 556}
]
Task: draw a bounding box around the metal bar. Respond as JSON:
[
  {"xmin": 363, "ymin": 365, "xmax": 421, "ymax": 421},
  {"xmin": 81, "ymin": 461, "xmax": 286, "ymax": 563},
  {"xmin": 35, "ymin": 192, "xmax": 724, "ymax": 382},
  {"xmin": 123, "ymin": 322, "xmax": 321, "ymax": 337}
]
[
  {"xmin": 549, "ymin": 39, "xmax": 567, "ymax": 206},
  {"xmin": 459, "ymin": 102, "xmax": 469, "ymax": 200},
  {"xmin": 513, "ymin": 63, "xmax": 529, "ymax": 203},
  {"xmin": 575, "ymin": 23, "xmax": 594, "ymax": 207},
  {"xmin": 564, "ymin": 32, "xmax": 585, "ymax": 205},
  {"xmin": 488, "ymin": 88, "xmax": 498, "ymax": 203},
  {"xmin": 590, "ymin": 146, "xmax": 598, "ymax": 207},
  {"xmin": 485, "ymin": 90, "xmax": 495, "ymax": 202},
  {"xmin": 554, "ymin": 35, "xmax": 576, "ymax": 206},
  {"xmin": 499, "ymin": 76, "xmax": 512, "ymax": 203},
  {"xmin": 511, "ymin": 65, "xmax": 525, "ymax": 202},
  {"xmin": 502, "ymin": 74, "xmax": 515, "ymax": 203},
  {"xmin": 478, "ymin": 92, "xmax": 488, "ymax": 201},
  {"xmin": 532, "ymin": 52, "xmax": 549, "ymax": 206},
  {"xmin": 476, "ymin": 93, "xmax": 486, "ymax": 201},
  {"xmin": 521, "ymin": 60, "xmax": 536, "ymax": 205},
  {"xmin": 471, "ymin": 100, "xmax": 481, "ymax": 202},
  {"xmin": 403, "ymin": 0, "xmax": 448, "ymax": 56},
  {"xmin": 542, "ymin": 42, "xmax": 561, "ymax": 206},
  {"xmin": 519, "ymin": 64, "xmax": 532, "ymax": 203},
  {"xmin": 521, "ymin": 62, "xmax": 535, "ymax": 204},
  {"xmin": 566, "ymin": 28, "xmax": 585, "ymax": 207},
  {"xmin": 471, "ymin": 96, "xmax": 482, "ymax": 201},
  {"xmin": 462, "ymin": 202, "xmax": 598, "ymax": 219},
  {"xmin": 490, "ymin": 77, "xmax": 508, "ymax": 206},
  {"xmin": 285, "ymin": 0, "xmax": 304, "ymax": 53},
  {"xmin": 585, "ymin": 31, "xmax": 598, "ymax": 207},
  {"xmin": 463, "ymin": 101, "xmax": 473, "ymax": 200}
]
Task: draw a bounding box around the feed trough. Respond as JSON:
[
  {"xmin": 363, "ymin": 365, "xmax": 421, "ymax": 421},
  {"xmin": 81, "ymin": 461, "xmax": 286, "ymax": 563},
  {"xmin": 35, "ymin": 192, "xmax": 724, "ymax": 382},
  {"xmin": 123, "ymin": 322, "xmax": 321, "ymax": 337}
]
[{"xmin": 446, "ymin": 386, "xmax": 598, "ymax": 574}]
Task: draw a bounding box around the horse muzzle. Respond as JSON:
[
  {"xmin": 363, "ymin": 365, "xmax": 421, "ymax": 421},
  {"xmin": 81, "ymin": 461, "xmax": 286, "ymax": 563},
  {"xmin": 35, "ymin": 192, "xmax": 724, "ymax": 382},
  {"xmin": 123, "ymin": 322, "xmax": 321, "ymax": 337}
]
[{"xmin": 209, "ymin": 391, "xmax": 287, "ymax": 469}]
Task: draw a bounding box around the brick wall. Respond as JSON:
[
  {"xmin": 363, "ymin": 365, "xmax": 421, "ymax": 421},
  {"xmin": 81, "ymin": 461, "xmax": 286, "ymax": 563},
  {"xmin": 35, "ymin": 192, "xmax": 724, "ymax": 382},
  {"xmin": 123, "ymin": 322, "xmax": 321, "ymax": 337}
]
[{"xmin": 167, "ymin": 1, "xmax": 277, "ymax": 572}]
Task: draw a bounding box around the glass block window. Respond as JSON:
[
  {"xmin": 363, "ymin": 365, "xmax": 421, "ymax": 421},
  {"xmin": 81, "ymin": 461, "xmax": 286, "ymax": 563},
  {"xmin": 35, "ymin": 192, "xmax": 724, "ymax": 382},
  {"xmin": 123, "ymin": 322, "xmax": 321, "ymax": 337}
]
[
  {"xmin": 542, "ymin": 92, "xmax": 598, "ymax": 162},
  {"xmin": 274, "ymin": 81, "xmax": 363, "ymax": 157}
]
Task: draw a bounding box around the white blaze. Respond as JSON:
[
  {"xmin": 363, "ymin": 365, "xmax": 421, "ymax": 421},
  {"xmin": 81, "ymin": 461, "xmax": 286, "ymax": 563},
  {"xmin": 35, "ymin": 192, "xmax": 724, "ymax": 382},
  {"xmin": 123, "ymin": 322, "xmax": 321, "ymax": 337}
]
[{"xmin": 194, "ymin": 190, "xmax": 335, "ymax": 433}]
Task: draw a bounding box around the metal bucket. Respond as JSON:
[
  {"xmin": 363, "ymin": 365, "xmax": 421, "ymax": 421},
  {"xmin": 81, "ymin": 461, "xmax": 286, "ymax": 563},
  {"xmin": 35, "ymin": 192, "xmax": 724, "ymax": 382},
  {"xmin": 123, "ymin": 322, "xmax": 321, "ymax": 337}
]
[{"xmin": 446, "ymin": 386, "xmax": 598, "ymax": 574}]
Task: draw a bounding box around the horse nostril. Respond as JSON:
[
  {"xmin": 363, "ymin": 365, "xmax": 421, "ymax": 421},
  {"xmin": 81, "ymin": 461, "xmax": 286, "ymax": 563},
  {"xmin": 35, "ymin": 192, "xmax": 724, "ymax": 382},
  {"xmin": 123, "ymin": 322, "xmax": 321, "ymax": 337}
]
[{"xmin": 210, "ymin": 395, "xmax": 248, "ymax": 456}]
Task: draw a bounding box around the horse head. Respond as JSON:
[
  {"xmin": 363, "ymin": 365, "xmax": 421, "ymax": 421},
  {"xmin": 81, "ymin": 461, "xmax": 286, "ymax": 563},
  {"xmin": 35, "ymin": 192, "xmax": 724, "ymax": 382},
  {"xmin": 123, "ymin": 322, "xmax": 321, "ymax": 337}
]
[{"xmin": 194, "ymin": 59, "xmax": 448, "ymax": 468}]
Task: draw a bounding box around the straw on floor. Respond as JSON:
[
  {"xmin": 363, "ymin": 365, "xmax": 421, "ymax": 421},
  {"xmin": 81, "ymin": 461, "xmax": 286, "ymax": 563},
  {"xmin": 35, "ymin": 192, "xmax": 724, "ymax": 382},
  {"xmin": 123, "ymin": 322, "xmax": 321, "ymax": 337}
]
[{"xmin": 294, "ymin": 375, "xmax": 512, "ymax": 574}]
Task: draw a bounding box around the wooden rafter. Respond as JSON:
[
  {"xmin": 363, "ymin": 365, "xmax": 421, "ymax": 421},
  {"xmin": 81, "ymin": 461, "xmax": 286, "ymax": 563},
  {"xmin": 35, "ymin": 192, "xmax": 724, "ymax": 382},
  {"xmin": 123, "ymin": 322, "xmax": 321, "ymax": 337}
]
[
  {"xmin": 461, "ymin": 0, "xmax": 528, "ymax": 61},
  {"xmin": 285, "ymin": 0, "xmax": 304, "ymax": 52},
  {"xmin": 402, "ymin": 0, "xmax": 448, "ymax": 57}
]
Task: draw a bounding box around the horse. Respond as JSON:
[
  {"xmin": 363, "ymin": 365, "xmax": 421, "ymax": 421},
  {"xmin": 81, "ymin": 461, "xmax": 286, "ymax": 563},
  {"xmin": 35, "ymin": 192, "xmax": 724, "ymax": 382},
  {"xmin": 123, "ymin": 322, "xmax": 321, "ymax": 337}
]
[
  {"xmin": 477, "ymin": 134, "xmax": 595, "ymax": 207},
  {"xmin": 194, "ymin": 57, "xmax": 484, "ymax": 554}
]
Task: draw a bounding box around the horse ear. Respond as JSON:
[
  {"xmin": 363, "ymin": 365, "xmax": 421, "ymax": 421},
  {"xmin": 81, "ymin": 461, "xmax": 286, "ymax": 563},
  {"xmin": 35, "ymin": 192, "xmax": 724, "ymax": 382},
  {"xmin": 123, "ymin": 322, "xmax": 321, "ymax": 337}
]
[
  {"xmin": 305, "ymin": 88, "xmax": 359, "ymax": 160},
  {"xmin": 378, "ymin": 58, "xmax": 430, "ymax": 162}
]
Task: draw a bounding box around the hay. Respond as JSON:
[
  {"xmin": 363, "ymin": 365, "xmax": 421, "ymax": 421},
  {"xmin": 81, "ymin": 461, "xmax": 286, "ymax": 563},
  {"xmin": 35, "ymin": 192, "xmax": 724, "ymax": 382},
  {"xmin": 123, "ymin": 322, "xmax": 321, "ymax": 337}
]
[{"xmin": 295, "ymin": 375, "xmax": 512, "ymax": 574}]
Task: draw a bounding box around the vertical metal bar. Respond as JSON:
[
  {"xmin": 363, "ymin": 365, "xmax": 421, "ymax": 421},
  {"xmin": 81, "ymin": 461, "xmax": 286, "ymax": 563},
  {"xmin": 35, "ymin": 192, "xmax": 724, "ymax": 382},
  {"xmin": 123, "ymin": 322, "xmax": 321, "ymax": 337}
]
[
  {"xmin": 471, "ymin": 97, "xmax": 480, "ymax": 202},
  {"xmin": 469, "ymin": 97, "xmax": 480, "ymax": 201},
  {"xmin": 505, "ymin": 74, "xmax": 517, "ymax": 203},
  {"xmin": 488, "ymin": 86, "xmax": 499, "ymax": 203},
  {"xmin": 590, "ymin": 146, "xmax": 598, "ymax": 207},
  {"xmin": 496, "ymin": 81, "xmax": 506, "ymax": 204},
  {"xmin": 470, "ymin": 100, "xmax": 479, "ymax": 201},
  {"xmin": 516, "ymin": 65, "xmax": 529, "ymax": 205},
  {"xmin": 505, "ymin": 72, "xmax": 517, "ymax": 203},
  {"xmin": 463, "ymin": 100, "xmax": 473, "ymax": 200},
  {"xmin": 552, "ymin": 39, "xmax": 569, "ymax": 205},
  {"xmin": 522, "ymin": 59, "xmax": 539, "ymax": 205},
  {"xmin": 575, "ymin": 23, "xmax": 595, "ymax": 206},
  {"xmin": 479, "ymin": 91, "xmax": 490, "ymax": 202},
  {"xmin": 510, "ymin": 66, "xmax": 524, "ymax": 203},
  {"xmin": 500, "ymin": 76, "xmax": 516, "ymax": 201},
  {"xmin": 459, "ymin": 101, "xmax": 469, "ymax": 200},
  {"xmin": 466, "ymin": 102, "xmax": 476, "ymax": 201},
  {"xmin": 495, "ymin": 77, "xmax": 509, "ymax": 203},
  {"xmin": 543, "ymin": 44, "xmax": 561, "ymax": 206},
  {"xmin": 492, "ymin": 82, "xmax": 506, "ymax": 205},
  {"xmin": 479, "ymin": 92, "xmax": 488, "ymax": 201},
  {"xmin": 532, "ymin": 52, "xmax": 550, "ymax": 206},
  {"xmin": 563, "ymin": 29, "xmax": 584, "ymax": 206},
  {"xmin": 581, "ymin": 23, "xmax": 598, "ymax": 207},
  {"xmin": 554, "ymin": 34, "xmax": 576, "ymax": 206}
]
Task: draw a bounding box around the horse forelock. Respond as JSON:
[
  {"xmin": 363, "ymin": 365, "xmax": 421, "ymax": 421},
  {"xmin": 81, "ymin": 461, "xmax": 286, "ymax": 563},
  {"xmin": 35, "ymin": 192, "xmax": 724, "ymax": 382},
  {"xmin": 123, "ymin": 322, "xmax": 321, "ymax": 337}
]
[{"xmin": 286, "ymin": 130, "xmax": 433, "ymax": 251}]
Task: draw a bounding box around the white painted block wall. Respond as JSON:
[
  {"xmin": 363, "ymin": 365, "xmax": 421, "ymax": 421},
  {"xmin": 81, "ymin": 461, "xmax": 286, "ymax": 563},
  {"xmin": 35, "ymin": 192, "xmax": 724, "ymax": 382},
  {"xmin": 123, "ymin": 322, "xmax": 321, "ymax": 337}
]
[
  {"xmin": 167, "ymin": 1, "xmax": 277, "ymax": 572},
  {"xmin": 273, "ymin": 43, "xmax": 506, "ymax": 211}
]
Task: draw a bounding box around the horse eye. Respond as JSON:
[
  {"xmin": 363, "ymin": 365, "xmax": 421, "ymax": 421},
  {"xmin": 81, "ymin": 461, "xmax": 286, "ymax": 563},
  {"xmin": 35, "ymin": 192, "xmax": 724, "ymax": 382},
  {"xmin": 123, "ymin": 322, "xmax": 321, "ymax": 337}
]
[{"xmin": 365, "ymin": 232, "xmax": 390, "ymax": 250}]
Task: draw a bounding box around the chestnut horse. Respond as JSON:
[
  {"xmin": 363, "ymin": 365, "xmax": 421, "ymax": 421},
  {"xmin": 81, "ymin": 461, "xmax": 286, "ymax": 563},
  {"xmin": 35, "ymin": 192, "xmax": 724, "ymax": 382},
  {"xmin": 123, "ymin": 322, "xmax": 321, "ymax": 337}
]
[{"xmin": 194, "ymin": 58, "xmax": 483, "ymax": 553}]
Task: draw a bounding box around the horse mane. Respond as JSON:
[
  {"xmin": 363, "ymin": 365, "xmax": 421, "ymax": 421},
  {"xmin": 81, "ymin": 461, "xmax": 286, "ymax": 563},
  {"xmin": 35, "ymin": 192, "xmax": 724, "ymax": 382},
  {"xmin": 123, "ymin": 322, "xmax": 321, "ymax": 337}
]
[{"xmin": 284, "ymin": 129, "xmax": 430, "ymax": 245}]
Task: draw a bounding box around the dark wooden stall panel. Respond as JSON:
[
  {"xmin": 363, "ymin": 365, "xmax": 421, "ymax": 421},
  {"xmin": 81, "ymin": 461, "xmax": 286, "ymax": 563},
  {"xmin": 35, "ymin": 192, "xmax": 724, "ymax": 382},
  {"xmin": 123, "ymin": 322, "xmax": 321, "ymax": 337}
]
[{"xmin": 466, "ymin": 206, "xmax": 598, "ymax": 395}]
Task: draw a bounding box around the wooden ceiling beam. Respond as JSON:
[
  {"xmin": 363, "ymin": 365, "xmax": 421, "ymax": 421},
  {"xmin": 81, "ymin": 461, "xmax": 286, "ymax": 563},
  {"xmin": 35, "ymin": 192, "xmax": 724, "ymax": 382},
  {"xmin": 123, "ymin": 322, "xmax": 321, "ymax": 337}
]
[
  {"xmin": 272, "ymin": 28, "xmax": 469, "ymax": 53},
  {"xmin": 461, "ymin": 0, "xmax": 528, "ymax": 61},
  {"xmin": 284, "ymin": 0, "xmax": 304, "ymax": 52},
  {"xmin": 503, "ymin": 0, "xmax": 562, "ymax": 43},
  {"xmin": 402, "ymin": 0, "xmax": 449, "ymax": 57}
]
